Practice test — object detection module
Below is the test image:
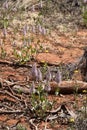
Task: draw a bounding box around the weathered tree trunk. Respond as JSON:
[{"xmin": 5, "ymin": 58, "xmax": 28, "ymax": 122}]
[{"xmin": 49, "ymin": 80, "xmax": 87, "ymax": 94}]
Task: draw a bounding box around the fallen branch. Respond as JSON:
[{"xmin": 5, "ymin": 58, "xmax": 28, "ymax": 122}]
[
  {"xmin": 0, "ymin": 77, "xmax": 27, "ymax": 87},
  {"xmin": 13, "ymin": 85, "xmax": 30, "ymax": 94},
  {"xmin": 0, "ymin": 59, "xmax": 32, "ymax": 68},
  {"xmin": 29, "ymin": 119, "xmax": 39, "ymax": 130},
  {"xmin": 13, "ymin": 80, "xmax": 87, "ymax": 94},
  {"xmin": 0, "ymin": 90, "xmax": 22, "ymax": 101},
  {"xmin": 50, "ymin": 80, "xmax": 87, "ymax": 94},
  {"xmin": 0, "ymin": 110, "xmax": 23, "ymax": 114},
  {"xmin": 1, "ymin": 78, "xmax": 87, "ymax": 94}
]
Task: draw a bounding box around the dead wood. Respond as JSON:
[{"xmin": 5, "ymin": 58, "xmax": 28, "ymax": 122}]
[
  {"xmin": 49, "ymin": 80, "xmax": 87, "ymax": 94},
  {"xmin": 0, "ymin": 110, "xmax": 23, "ymax": 114},
  {"xmin": 0, "ymin": 76, "xmax": 87, "ymax": 94},
  {"xmin": 0, "ymin": 90, "xmax": 22, "ymax": 101},
  {"xmin": 0, "ymin": 59, "xmax": 32, "ymax": 68},
  {"xmin": 13, "ymin": 85, "xmax": 30, "ymax": 94},
  {"xmin": 0, "ymin": 77, "xmax": 27, "ymax": 87},
  {"xmin": 12, "ymin": 80, "xmax": 87, "ymax": 94}
]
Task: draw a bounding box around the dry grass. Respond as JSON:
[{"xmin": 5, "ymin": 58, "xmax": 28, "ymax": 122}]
[{"xmin": 14, "ymin": 0, "xmax": 38, "ymax": 9}]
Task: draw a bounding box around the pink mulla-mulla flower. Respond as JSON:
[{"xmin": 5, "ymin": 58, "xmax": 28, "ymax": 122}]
[
  {"xmin": 42, "ymin": 27, "xmax": 46, "ymax": 35},
  {"xmin": 32, "ymin": 5, "xmax": 35, "ymax": 11},
  {"xmin": 55, "ymin": 69, "xmax": 62, "ymax": 84},
  {"xmin": 23, "ymin": 26, "xmax": 27, "ymax": 36},
  {"xmin": 3, "ymin": 1, "xmax": 8, "ymax": 9},
  {"xmin": 12, "ymin": 7, "xmax": 17, "ymax": 12},
  {"xmin": 40, "ymin": 0, "xmax": 43, "ymax": 8},
  {"xmin": 31, "ymin": 63, "xmax": 38, "ymax": 80},
  {"xmin": 38, "ymin": 25, "xmax": 42, "ymax": 33},
  {"xmin": 25, "ymin": 24, "xmax": 29, "ymax": 33},
  {"xmin": 37, "ymin": 68, "xmax": 43, "ymax": 81},
  {"xmin": 32, "ymin": 26, "xmax": 35, "ymax": 33},
  {"xmin": 29, "ymin": 81, "xmax": 36, "ymax": 94},
  {"xmin": 22, "ymin": 39, "xmax": 27, "ymax": 47},
  {"xmin": 83, "ymin": 0, "xmax": 87, "ymax": 3},
  {"xmin": 44, "ymin": 82, "xmax": 51, "ymax": 92},
  {"xmin": 27, "ymin": 39, "xmax": 31, "ymax": 46},
  {"xmin": 46, "ymin": 67, "xmax": 52, "ymax": 81}
]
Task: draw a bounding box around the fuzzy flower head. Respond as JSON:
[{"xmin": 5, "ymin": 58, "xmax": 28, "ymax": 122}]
[
  {"xmin": 83, "ymin": 0, "xmax": 87, "ymax": 3},
  {"xmin": 42, "ymin": 27, "xmax": 46, "ymax": 35},
  {"xmin": 23, "ymin": 24, "xmax": 29, "ymax": 35},
  {"xmin": 40, "ymin": 0, "xmax": 43, "ymax": 8},
  {"xmin": 37, "ymin": 68, "xmax": 43, "ymax": 81},
  {"xmin": 38, "ymin": 25, "xmax": 42, "ymax": 33},
  {"xmin": 12, "ymin": 7, "xmax": 17, "ymax": 12},
  {"xmin": 22, "ymin": 39, "xmax": 27, "ymax": 47},
  {"xmin": 23, "ymin": 25, "xmax": 27, "ymax": 36},
  {"xmin": 31, "ymin": 63, "xmax": 38, "ymax": 80},
  {"xmin": 46, "ymin": 67, "xmax": 52, "ymax": 81},
  {"xmin": 44, "ymin": 82, "xmax": 51, "ymax": 92},
  {"xmin": 32, "ymin": 26, "xmax": 35, "ymax": 33},
  {"xmin": 29, "ymin": 81, "xmax": 36, "ymax": 94},
  {"xmin": 3, "ymin": 1, "xmax": 8, "ymax": 9},
  {"xmin": 55, "ymin": 69, "xmax": 62, "ymax": 84},
  {"xmin": 32, "ymin": 5, "xmax": 35, "ymax": 11},
  {"xmin": 27, "ymin": 39, "xmax": 31, "ymax": 46}
]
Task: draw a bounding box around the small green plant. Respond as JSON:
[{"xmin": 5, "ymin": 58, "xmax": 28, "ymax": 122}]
[
  {"xmin": 73, "ymin": 81, "xmax": 79, "ymax": 109},
  {"xmin": 0, "ymin": 1, "xmax": 16, "ymax": 29},
  {"xmin": 30, "ymin": 83, "xmax": 52, "ymax": 118},
  {"xmin": 82, "ymin": 90, "xmax": 87, "ymax": 118},
  {"xmin": 41, "ymin": 62, "xmax": 48, "ymax": 75},
  {"xmin": 16, "ymin": 124, "xmax": 27, "ymax": 130},
  {"xmin": 0, "ymin": 7, "xmax": 9, "ymax": 29},
  {"xmin": 83, "ymin": 10, "xmax": 87, "ymax": 26},
  {"xmin": 12, "ymin": 36, "xmax": 45, "ymax": 64},
  {"xmin": 0, "ymin": 46, "xmax": 7, "ymax": 59},
  {"xmin": 82, "ymin": 2, "xmax": 87, "ymax": 26},
  {"xmin": 13, "ymin": 45, "xmax": 37, "ymax": 64},
  {"xmin": 55, "ymin": 87, "xmax": 60, "ymax": 96},
  {"xmin": 13, "ymin": 48, "xmax": 29, "ymax": 64}
]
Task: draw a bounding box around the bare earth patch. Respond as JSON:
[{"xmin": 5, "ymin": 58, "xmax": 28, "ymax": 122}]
[{"xmin": 0, "ymin": 26, "xmax": 87, "ymax": 130}]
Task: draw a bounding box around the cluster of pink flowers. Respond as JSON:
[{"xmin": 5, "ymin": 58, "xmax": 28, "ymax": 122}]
[
  {"xmin": 30, "ymin": 63, "xmax": 62, "ymax": 93},
  {"xmin": 83, "ymin": 0, "xmax": 87, "ymax": 3}
]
